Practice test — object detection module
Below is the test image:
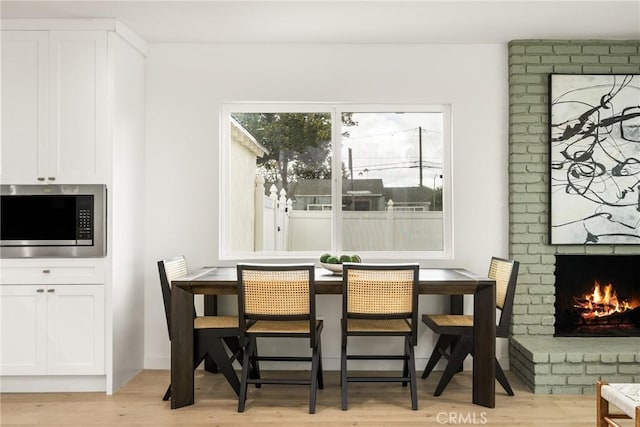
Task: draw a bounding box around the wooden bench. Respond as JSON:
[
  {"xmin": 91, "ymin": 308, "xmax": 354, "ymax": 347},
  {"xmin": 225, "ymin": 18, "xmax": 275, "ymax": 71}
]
[{"xmin": 597, "ymin": 381, "xmax": 640, "ymax": 427}]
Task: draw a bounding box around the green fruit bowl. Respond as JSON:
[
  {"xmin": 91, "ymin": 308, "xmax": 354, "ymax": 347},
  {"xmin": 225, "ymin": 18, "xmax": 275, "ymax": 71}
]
[{"xmin": 320, "ymin": 262, "xmax": 343, "ymax": 275}]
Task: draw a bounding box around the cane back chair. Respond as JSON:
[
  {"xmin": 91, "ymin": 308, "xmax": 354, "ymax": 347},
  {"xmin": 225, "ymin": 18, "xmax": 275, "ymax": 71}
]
[
  {"xmin": 158, "ymin": 256, "xmax": 243, "ymax": 400},
  {"xmin": 421, "ymin": 256, "xmax": 519, "ymax": 396},
  {"xmin": 341, "ymin": 263, "xmax": 420, "ymax": 410},
  {"xmin": 236, "ymin": 263, "xmax": 324, "ymax": 414}
]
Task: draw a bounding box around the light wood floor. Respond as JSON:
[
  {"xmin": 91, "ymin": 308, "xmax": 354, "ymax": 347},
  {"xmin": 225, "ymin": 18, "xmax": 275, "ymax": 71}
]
[{"xmin": 1, "ymin": 369, "xmax": 601, "ymax": 426}]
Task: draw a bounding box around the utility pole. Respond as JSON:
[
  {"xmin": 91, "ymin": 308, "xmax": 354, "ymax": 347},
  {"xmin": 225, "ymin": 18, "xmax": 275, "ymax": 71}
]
[
  {"xmin": 419, "ymin": 126, "xmax": 423, "ymax": 187},
  {"xmin": 348, "ymin": 148, "xmax": 354, "ymax": 210}
]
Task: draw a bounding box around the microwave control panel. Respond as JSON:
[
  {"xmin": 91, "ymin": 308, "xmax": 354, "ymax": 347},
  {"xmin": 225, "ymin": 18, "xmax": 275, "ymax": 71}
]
[{"xmin": 77, "ymin": 196, "xmax": 94, "ymax": 241}]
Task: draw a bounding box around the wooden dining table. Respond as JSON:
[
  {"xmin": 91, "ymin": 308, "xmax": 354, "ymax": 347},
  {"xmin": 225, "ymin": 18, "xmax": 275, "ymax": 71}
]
[{"xmin": 170, "ymin": 266, "xmax": 496, "ymax": 409}]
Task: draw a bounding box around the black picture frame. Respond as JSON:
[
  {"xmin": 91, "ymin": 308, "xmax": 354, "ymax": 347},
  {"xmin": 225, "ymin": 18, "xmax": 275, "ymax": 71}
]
[{"xmin": 549, "ymin": 74, "xmax": 640, "ymax": 245}]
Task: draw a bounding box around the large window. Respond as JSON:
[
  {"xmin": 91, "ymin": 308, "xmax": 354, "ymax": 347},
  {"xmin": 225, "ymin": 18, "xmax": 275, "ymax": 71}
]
[{"xmin": 220, "ymin": 104, "xmax": 451, "ymax": 259}]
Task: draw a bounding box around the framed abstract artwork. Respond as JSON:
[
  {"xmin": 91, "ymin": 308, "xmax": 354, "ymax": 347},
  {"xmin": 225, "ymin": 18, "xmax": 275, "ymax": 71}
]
[{"xmin": 549, "ymin": 74, "xmax": 640, "ymax": 244}]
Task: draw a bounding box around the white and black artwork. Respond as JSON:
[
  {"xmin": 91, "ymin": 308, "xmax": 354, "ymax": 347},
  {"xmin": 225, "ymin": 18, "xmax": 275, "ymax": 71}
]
[{"xmin": 550, "ymin": 74, "xmax": 640, "ymax": 244}]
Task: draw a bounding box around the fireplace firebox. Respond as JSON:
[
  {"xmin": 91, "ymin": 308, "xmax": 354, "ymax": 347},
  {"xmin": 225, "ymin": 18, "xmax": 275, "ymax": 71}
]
[{"xmin": 554, "ymin": 255, "xmax": 640, "ymax": 337}]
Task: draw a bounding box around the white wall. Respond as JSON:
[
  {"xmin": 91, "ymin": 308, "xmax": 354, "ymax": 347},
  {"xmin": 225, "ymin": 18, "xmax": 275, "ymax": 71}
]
[
  {"xmin": 107, "ymin": 33, "xmax": 146, "ymax": 393},
  {"xmin": 144, "ymin": 43, "xmax": 509, "ymax": 370}
]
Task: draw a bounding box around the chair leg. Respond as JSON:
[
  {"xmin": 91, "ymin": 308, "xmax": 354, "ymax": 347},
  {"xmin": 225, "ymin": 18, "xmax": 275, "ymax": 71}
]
[
  {"xmin": 434, "ymin": 337, "xmax": 471, "ymax": 396},
  {"xmin": 162, "ymin": 384, "xmax": 171, "ymax": 401},
  {"xmin": 193, "ymin": 346, "xmax": 208, "ymax": 370},
  {"xmin": 223, "ymin": 336, "xmax": 242, "ymax": 363},
  {"xmin": 237, "ymin": 339, "xmax": 254, "ymax": 413},
  {"xmin": 224, "ymin": 335, "xmax": 260, "ymax": 393},
  {"xmin": 421, "ymin": 334, "xmax": 455, "ymax": 379},
  {"xmin": 203, "ymin": 353, "xmax": 219, "ymax": 374},
  {"xmin": 402, "ymin": 349, "xmax": 409, "ymax": 387},
  {"xmin": 250, "ymin": 342, "xmax": 262, "ymax": 389},
  {"xmin": 208, "ymin": 338, "xmax": 241, "ymax": 396},
  {"xmin": 452, "ymin": 336, "xmax": 464, "ymax": 373},
  {"xmin": 309, "ymin": 337, "xmax": 321, "ymax": 414},
  {"xmin": 341, "ymin": 329, "xmax": 348, "ymax": 410},
  {"xmin": 317, "ymin": 338, "xmax": 324, "ymax": 390},
  {"xmin": 495, "ymin": 358, "xmax": 514, "ymax": 396},
  {"xmin": 597, "ymin": 381, "xmax": 609, "ymax": 427},
  {"xmin": 407, "ymin": 338, "xmax": 418, "ymax": 410}
]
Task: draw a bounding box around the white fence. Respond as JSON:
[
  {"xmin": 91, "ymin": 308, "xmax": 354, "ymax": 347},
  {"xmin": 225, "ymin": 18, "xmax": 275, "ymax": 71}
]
[
  {"xmin": 254, "ymin": 184, "xmax": 443, "ymax": 252},
  {"xmin": 255, "ymin": 184, "xmax": 291, "ymax": 251}
]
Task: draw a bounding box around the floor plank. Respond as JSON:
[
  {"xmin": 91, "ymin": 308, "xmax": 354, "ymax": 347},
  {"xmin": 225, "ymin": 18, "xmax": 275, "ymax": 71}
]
[{"xmin": 0, "ymin": 370, "xmax": 604, "ymax": 426}]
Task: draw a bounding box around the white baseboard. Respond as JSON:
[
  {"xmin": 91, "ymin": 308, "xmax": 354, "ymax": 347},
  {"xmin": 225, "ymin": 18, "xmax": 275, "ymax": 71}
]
[{"xmin": 0, "ymin": 375, "xmax": 106, "ymax": 393}]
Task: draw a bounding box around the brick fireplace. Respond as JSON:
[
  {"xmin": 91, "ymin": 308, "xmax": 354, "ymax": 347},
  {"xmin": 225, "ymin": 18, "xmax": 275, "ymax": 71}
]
[{"xmin": 507, "ymin": 39, "xmax": 640, "ymax": 394}]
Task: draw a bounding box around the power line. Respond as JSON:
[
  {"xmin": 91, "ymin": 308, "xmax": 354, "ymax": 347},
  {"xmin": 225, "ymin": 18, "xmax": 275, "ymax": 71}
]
[
  {"xmin": 352, "ymin": 163, "xmax": 442, "ymax": 173},
  {"xmin": 345, "ymin": 126, "xmax": 441, "ymax": 141},
  {"xmin": 344, "ymin": 127, "xmax": 416, "ymax": 140}
]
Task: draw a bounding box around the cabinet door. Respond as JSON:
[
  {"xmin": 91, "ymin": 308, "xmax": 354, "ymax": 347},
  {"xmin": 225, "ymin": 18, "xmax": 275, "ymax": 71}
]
[
  {"xmin": 48, "ymin": 31, "xmax": 108, "ymax": 184},
  {"xmin": 0, "ymin": 31, "xmax": 48, "ymax": 184},
  {"xmin": 0, "ymin": 286, "xmax": 48, "ymax": 375},
  {"xmin": 46, "ymin": 285, "xmax": 105, "ymax": 375}
]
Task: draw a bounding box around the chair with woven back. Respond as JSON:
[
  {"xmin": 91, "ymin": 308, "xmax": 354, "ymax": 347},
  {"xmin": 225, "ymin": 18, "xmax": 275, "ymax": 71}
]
[
  {"xmin": 420, "ymin": 256, "xmax": 520, "ymax": 396},
  {"xmin": 158, "ymin": 255, "xmax": 245, "ymax": 401},
  {"xmin": 341, "ymin": 263, "xmax": 420, "ymax": 410},
  {"xmin": 236, "ymin": 263, "xmax": 324, "ymax": 414}
]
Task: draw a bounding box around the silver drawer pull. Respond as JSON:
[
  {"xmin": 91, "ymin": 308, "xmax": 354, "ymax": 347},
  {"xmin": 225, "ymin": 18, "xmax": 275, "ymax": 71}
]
[
  {"xmin": 36, "ymin": 289, "xmax": 45, "ymax": 293},
  {"xmin": 47, "ymin": 289, "xmax": 55, "ymax": 293},
  {"xmin": 42, "ymin": 269, "xmax": 51, "ymax": 274}
]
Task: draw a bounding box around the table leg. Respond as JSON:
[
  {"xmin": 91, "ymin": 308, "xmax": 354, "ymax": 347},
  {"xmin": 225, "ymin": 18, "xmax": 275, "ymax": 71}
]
[
  {"xmin": 450, "ymin": 295, "xmax": 463, "ymax": 315},
  {"xmin": 203, "ymin": 295, "xmax": 219, "ymax": 373},
  {"xmin": 171, "ymin": 286, "xmax": 195, "ymax": 409},
  {"xmin": 472, "ymin": 281, "xmax": 496, "ymax": 408}
]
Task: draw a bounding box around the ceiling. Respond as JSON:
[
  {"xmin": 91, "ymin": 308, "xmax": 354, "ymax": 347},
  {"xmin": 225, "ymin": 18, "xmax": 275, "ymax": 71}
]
[{"xmin": 1, "ymin": 1, "xmax": 639, "ymax": 44}]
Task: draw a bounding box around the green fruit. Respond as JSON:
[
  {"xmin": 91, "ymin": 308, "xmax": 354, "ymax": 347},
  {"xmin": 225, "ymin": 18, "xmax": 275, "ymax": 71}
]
[
  {"xmin": 351, "ymin": 254, "xmax": 361, "ymax": 263},
  {"xmin": 326, "ymin": 256, "xmax": 340, "ymax": 264},
  {"xmin": 320, "ymin": 253, "xmax": 331, "ymax": 263},
  {"xmin": 339, "ymin": 254, "xmax": 352, "ymax": 263}
]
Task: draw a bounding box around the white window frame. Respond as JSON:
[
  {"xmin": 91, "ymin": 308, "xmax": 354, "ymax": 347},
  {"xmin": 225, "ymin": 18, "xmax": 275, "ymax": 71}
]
[{"xmin": 219, "ymin": 102, "xmax": 453, "ymax": 260}]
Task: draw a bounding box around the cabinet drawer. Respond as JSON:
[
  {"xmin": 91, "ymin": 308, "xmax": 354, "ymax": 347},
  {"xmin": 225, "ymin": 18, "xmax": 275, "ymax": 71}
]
[{"xmin": 0, "ymin": 259, "xmax": 105, "ymax": 284}]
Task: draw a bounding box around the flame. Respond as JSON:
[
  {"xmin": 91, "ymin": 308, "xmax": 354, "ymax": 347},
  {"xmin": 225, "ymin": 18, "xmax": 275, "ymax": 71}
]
[{"xmin": 573, "ymin": 281, "xmax": 636, "ymax": 320}]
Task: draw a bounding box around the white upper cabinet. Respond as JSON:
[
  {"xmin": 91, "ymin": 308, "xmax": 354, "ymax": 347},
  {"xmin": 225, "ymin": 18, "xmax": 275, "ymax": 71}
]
[
  {"xmin": 1, "ymin": 30, "xmax": 108, "ymax": 184},
  {"xmin": 1, "ymin": 31, "xmax": 48, "ymax": 183}
]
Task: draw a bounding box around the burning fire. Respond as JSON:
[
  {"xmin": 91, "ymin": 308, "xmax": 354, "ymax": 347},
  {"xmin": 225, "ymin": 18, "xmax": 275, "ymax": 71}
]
[{"xmin": 573, "ymin": 281, "xmax": 636, "ymax": 320}]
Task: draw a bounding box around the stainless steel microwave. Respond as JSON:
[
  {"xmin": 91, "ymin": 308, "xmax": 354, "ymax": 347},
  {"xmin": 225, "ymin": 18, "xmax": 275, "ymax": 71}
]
[{"xmin": 0, "ymin": 184, "xmax": 106, "ymax": 258}]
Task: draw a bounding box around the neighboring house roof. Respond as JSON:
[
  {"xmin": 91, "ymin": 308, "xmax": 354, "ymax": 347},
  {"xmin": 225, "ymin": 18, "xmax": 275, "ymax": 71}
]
[
  {"xmin": 230, "ymin": 117, "xmax": 269, "ymax": 157},
  {"xmin": 384, "ymin": 186, "xmax": 431, "ymax": 203},
  {"xmin": 290, "ymin": 178, "xmax": 385, "ymax": 196}
]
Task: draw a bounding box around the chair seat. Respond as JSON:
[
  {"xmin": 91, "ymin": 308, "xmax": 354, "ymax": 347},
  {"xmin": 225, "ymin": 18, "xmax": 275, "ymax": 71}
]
[
  {"xmin": 423, "ymin": 314, "xmax": 473, "ymax": 328},
  {"xmin": 348, "ymin": 318, "xmax": 411, "ymax": 333},
  {"xmin": 602, "ymin": 383, "xmax": 640, "ymax": 420},
  {"xmin": 247, "ymin": 319, "xmax": 323, "ymax": 334},
  {"xmin": 194, "ymin": 315, "xmax": 239, "ymax": 329}
]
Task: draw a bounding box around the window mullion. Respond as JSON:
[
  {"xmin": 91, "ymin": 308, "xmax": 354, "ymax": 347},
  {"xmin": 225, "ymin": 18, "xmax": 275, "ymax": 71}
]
[{"xmin": 332, "ymin": 108, "xmax": 342, "ymax": 253}]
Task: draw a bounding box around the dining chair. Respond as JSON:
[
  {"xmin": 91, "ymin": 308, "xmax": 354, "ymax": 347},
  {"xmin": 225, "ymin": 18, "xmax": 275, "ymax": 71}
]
[
  {"xmin": 236, "ymin": 263, "xmax": 324, "ymax": 414},
  {"xmin": 420, "ymin": 256, "xmax": 520, "ymax": 396},
  {"xmin": 341, "ymin": 263, "xmax": 420, "ymax": 410},
  {"xmin": 158, "ymin": 255, "xmax": 245, "ymax": 400}
]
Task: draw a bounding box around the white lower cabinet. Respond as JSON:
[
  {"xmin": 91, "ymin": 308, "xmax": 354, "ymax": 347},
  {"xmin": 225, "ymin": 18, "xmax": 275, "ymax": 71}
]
[{"xmin": 0, "ymin": 284, "xmax": 105, "ymax": 376}]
